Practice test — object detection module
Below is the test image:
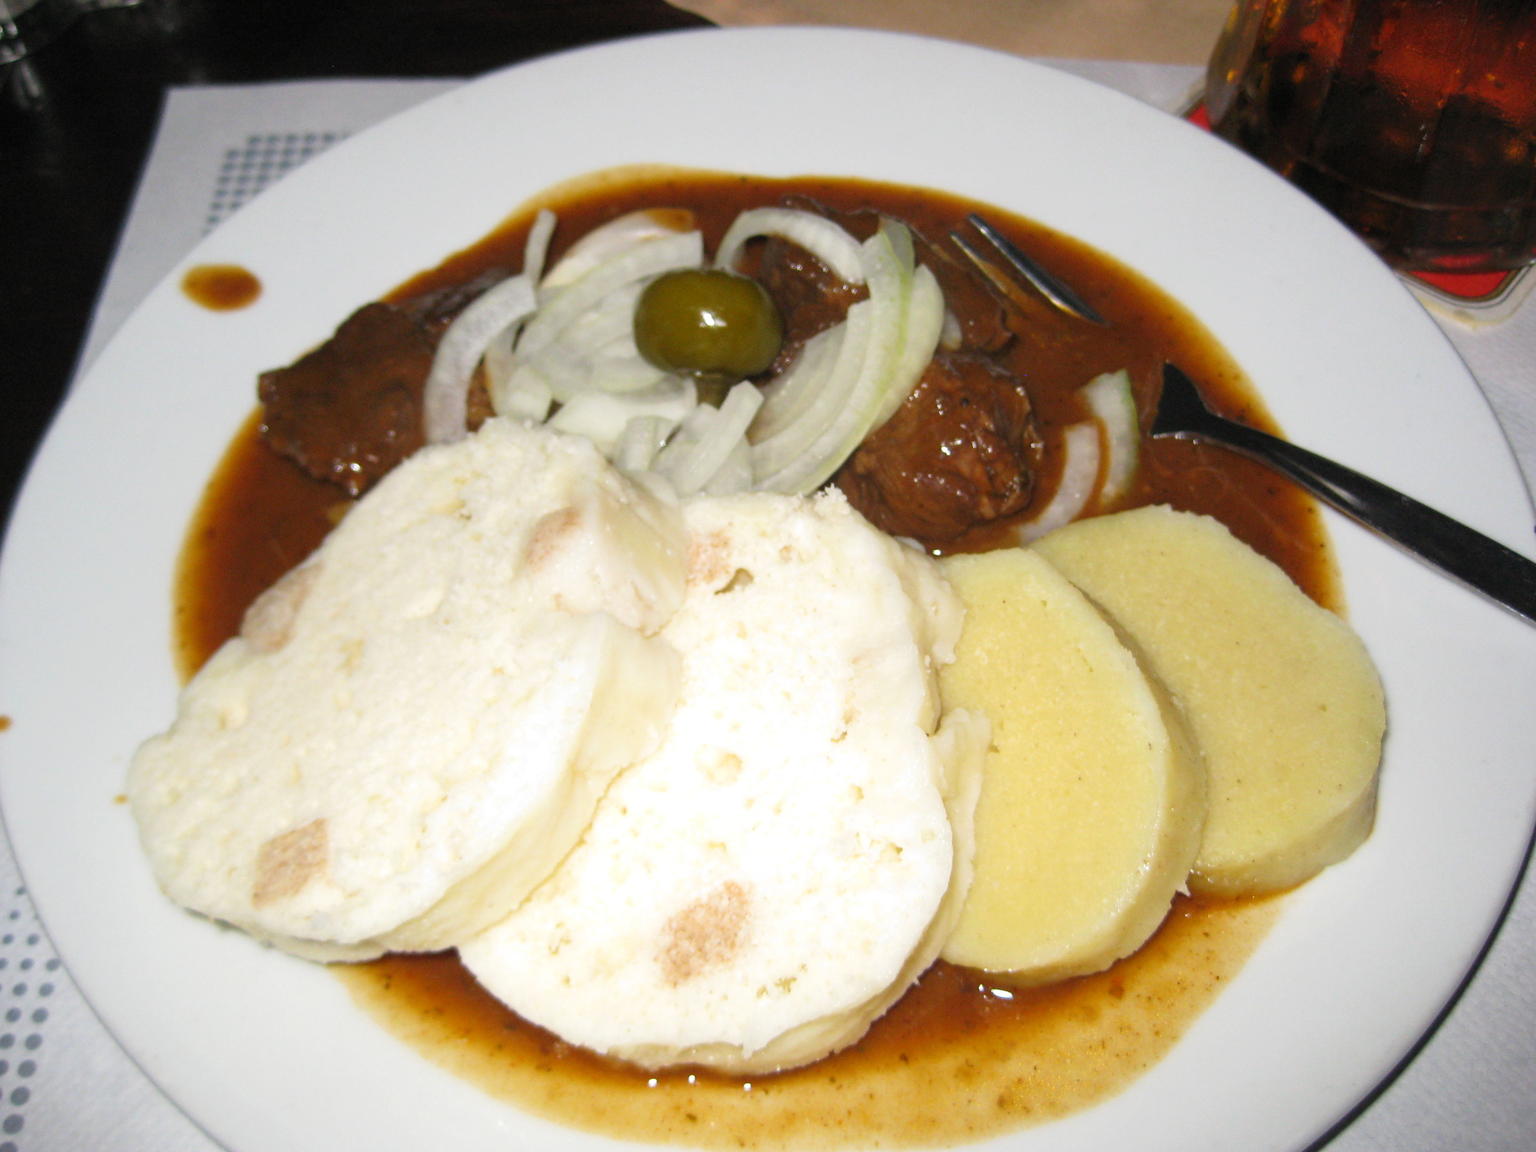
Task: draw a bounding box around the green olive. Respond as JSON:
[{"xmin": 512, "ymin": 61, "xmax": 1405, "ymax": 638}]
[{"xmin": 634, "ymin": 268, "xmax": 783, "ymax": 385}]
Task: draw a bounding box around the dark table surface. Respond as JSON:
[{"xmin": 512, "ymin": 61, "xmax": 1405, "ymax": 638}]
[{"xmin": 0, "ymin": 0, "xmax": 710, "ymax": 539}]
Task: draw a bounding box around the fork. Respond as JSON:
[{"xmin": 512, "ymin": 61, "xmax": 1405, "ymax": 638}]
[
  {"xmin": 1155, "ymin": 362, "xmax": 1536, "ymax": 628},
  {"xmin": 950, "ymin": 213, "xmax": 1107, "ymax": 325},
  {"xmin": 957, "ymin": 213, "xmax": 1536, "ymax": 627}
]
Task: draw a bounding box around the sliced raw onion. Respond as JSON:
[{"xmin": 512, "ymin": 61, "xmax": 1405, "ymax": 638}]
[
  {"xmin": 1018, "ymin": 422, "xmax": 1101, "ymax": 542},
  {"xmin": 715, "ymin": 207, "xmax": 867, "ymax": 284},
  {"xmin": 423, "ymin": 273, "xmax": 538, "ymax": 444},
  {"xmin": 705, "ymin": 438, "xmax": 754, "ymax": 495},
  {"xmin": 585, "ymin": 353, "xmax": 672, "ymax": 396},
  {"xmin": 491, "ymin": 363, "xmax": 554, "ymax": 422},
  {"xmin": 870, "ymin": 263, "xmax": 943, "ymax": 430},
  {"xmin": 457, "ymin": 207, "xmax": 956, "ymax": 502},
  {"xmin": 518, "ymin": 284, "xmax": 654, "ymax": 399},
  {"xmin": 541, "ymin": 208, "xmax": 696, "ymax": 290},
  {"xmin": 749, "ymin": 220, "xmax": 911, "ymax": 483},
  {"xmin": 518, "ymin": 231, "xmax": 703, "ymax": 359},
  {"xmin": 749, "ymin": 299, "xmax": 874, "ymax": 482},
  {"xmin": 1081, "ymin": 369, "xmax": 1139, "ymax": 507},
  {"xmin": 652, "ymin": 381, "xmax": 764, "ymax": 497},
  {"xmin": 752, "ymin": 219, "xmax": 943, "ymax": 494},
  {"xmin": 482, "ymin": 326, "xmax": 516, "ymax": 399},
  {"xmin": 523, "ymin": 209, "xmax": 557, "ymax": 286},
  {"xmin": 481, "ymin": 211, "xmax": 559, "ymax": 409},
  {"xmin": 516, "ymin": 341, "xmax": 591, "ymax": 404},
  {"xmin": 546, "ymin": 379, "xmax": 697, "ymax": 457},
  {"xmin": 747, "ymin": 322, "xmax": 846, "ymax": 445},
  {"xmin": 613, "ymin": 414, "xmax": 677, "ymax": 473},
  {"xmin": 555, "ymin": 280, "xmax": 646, "ymax": 352}
]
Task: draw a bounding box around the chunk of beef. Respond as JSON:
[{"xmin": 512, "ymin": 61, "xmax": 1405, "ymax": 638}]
[
  {"xmin": 836, "ymin": 351, "xmax": 1041, "ymax": 546},
  {"xmin": 766, "ymin": 196, "xmax": 1016, "ymax": 355},
  {"xmin": 259, "ymin": 303, "xmax": 433, "ymax": 497},
  {"xmin": 912, "ymin": 232, "xmax": 1016, "ymax": 355},
  {"xmin": 401, "ymin": 266, "xmax": 514, "ymax": 335},
  {"xmin": 259, "ymin": 295, "xmax": 498, "ymax": 498},
  {"xmin": 753, "ymin": 234, "xmax": 868, "ymax": 375}
]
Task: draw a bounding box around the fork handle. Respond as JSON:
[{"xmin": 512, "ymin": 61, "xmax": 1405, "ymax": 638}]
[{"xmin": 1189, "ymin": 417, "xmax": 1536, "ymax": 627}]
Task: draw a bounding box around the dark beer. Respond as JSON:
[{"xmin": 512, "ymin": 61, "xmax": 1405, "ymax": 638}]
[{"xmin": 1206, "ymin": 0, "xmax": 1536, "ymax": 272}]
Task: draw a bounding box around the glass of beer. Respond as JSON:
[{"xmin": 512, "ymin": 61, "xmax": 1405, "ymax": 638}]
[{"xmin": 1205, "ymin": 0, "xmax": 1536, "ymax": 273}]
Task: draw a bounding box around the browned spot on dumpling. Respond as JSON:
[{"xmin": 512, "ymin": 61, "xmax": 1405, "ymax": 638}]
[
  {"xmin": 253, "ymin": 818, "xmax": 329, "ymax": 907},
  {"xmin": 688, "ymin": 530, "xmax": 736, "ymax": 587},
  {"xmin": 659, "ymin": 880, "xmax": 751, "ymax": 984},
  {"xmin": 523, "ymin": 506, "xmax": 582, "ymax": 569},
  {"xmin": 241, "ymin": 563, "xmax": 320, "ymax": 653}
]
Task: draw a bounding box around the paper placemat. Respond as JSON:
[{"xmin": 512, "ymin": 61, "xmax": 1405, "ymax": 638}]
[{"xmin": 6, "ymin": 63, "xmax": 1533, "ymax": 1152}]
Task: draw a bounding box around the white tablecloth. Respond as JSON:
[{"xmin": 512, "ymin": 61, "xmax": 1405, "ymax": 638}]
[{"xmin": 3, "ymin": 63, "xmax": 1532, "ymax": 1152}]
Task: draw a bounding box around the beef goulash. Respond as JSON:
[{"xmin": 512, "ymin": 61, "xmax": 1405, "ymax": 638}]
[{"xmin": 134, "ymin": 167, "xmax": 1385, "ymax": 1148}]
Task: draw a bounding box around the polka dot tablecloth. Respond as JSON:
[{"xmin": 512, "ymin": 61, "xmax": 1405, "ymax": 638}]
[{"xmin": 0, "ymin": 884, "xmax": 58, "ymax": 1151}]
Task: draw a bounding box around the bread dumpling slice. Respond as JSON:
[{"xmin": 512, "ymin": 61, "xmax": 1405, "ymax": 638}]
[
  {"xmin": 128, "ymin": 419, "xmax": 688, "ymax": 959},
  {"xmin": 937, "ymin": 547, "xmax": 1207, "ymax": 983},
  {"xmin": 1035, "ymin": 505, "xmax": 1386, "ymax": 897},
  {"xmin": 461, "ymin": 490, "xmax": 987, "ymax": 1074}
]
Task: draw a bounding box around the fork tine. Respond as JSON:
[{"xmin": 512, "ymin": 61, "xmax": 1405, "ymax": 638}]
[
  {"xmin": 961, "ymin": 213, "xmax": 1108, "ymax": 326},
  {"xmin": 949, "ymin": 231, "xmax": 1036, "ymax": 311}
]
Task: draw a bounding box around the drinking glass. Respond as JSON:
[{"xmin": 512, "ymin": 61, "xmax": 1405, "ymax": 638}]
[{"xmin": 1206, "ymin": 0, "xmax": 1536, "ymax": 273}]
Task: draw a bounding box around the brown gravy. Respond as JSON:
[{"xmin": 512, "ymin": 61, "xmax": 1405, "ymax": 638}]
[
  {"xmin": 180, "ymin": 263, "xmax": 262, "ymax": 312},
  {"xmin": 174, "ymin": 168, "xmax": 1324, "ymax": 1148},
  {"xmin": 338, "ymin": 896, "xmax": 1279, "ymax": 1150}
]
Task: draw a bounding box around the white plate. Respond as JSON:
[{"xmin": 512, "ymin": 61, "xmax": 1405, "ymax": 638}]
[{"xmin": 3, "ymin": 26, "xmax": 1534, "ymax": 1152}]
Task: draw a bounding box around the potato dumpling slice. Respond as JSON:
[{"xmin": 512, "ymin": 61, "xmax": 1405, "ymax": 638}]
[
  {"xmin": 937, "ymin": 547, "xmax": 1207, "ymax": 983},
  {"xmin": 1035, "ymin": 505, "xmax": 1386, "ymax": 897}
]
